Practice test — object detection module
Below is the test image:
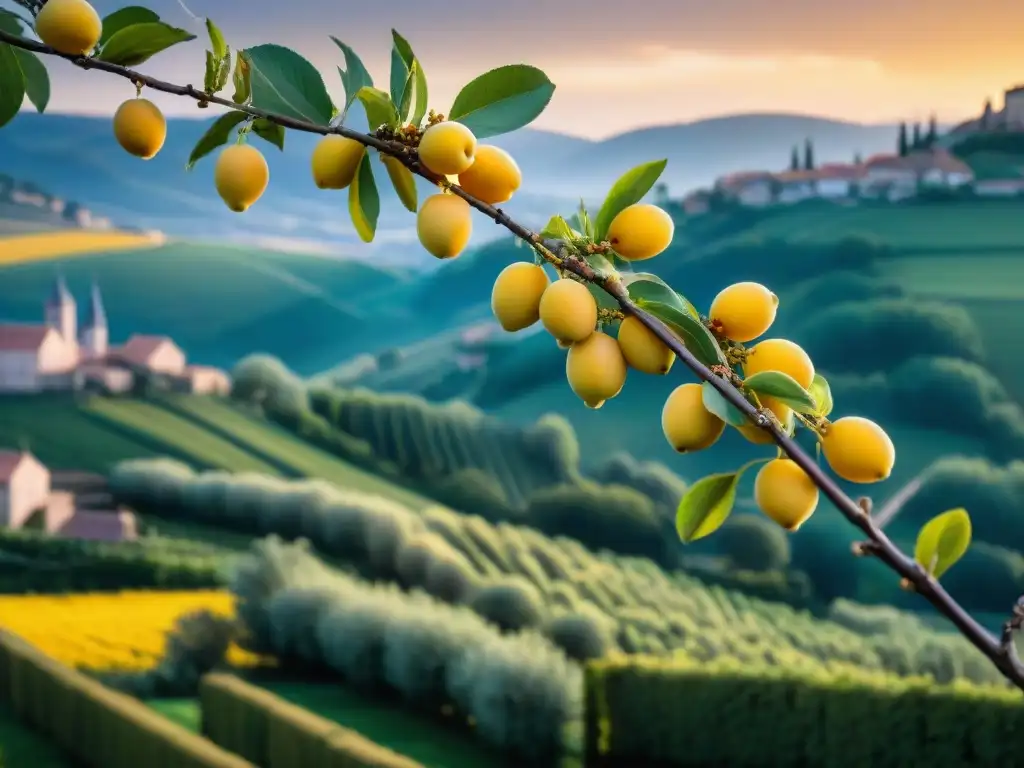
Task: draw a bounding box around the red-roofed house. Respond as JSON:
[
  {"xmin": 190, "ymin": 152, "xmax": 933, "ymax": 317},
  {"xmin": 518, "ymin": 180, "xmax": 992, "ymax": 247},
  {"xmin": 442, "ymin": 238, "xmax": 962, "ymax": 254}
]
[
  {"xmin": 815, "ymin": 164, "xmax": 866, "ymax": 198},
  {"xmin": 775, "ymin": 170, "xmax": 817, "ymax": 204},
  {"xmin": 715, "ymin": 171, "xmax": 775, "ymax": 206},
  {"xmin": 0, "ymin": 451, "xmax": 50, "ymax": 529},
  {"xmin": 185, "ymin": 365, "xmax": 231, "ymax": 395},
  {"xmin": 112, "ymin": 335, "xmax": 186, "ymax": 375}
]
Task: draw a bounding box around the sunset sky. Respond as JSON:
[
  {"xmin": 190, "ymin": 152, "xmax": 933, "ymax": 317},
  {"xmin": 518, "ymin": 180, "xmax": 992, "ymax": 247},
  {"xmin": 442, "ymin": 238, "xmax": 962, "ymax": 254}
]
[{"xmin": 32, "ymin": 0, "xmax": 1024, "ymax": 138}]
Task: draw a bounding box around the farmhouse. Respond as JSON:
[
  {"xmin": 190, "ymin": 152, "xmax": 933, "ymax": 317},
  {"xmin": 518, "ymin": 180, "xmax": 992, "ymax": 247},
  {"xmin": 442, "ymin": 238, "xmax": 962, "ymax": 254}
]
[
  {"xmin": 0, "ymin": 451, "xmax": 136, "ymax": 540},
  {"xmin": 0, "ymin": 276, "xmax": 230, "ymax": 395}
]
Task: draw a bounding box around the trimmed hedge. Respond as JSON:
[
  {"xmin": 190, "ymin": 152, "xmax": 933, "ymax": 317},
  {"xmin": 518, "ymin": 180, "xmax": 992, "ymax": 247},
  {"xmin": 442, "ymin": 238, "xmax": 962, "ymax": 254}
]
[
  {"xmin": 0, "ymin": 630, "xmax": 253, "ymax": 767},
  {"xmin": 200, "ymin": 673, "xmax": 423, "ymax": 767},
  {"xmin": 585, "ymin": 654, "xmax": 1024, "ymax": 767},
  {"xmin": 0, "ymin": 528, "xmax": 227, "ymax": 592}
]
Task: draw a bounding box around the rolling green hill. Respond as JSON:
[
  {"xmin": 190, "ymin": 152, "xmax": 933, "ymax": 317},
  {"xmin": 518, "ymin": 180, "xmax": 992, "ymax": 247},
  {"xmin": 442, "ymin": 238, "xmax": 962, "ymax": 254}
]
[
  {"xmin": 0, "ymin": 239, "xmax": 424, "ymax": 375},
  {"xmin": 0, "ymin": 393, "xmax": 435, "ymax": 512}
]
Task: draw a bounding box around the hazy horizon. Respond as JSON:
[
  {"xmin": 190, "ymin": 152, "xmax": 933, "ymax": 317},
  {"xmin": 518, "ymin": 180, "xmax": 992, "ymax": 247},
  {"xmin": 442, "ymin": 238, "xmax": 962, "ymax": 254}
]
[
  {"xmin": 24, "ymin": 107, "xmax": 920, "ymax": 141},
  {"xmin": 18, "ymin": 0, "xmax": 1019, "ymax": 139}
]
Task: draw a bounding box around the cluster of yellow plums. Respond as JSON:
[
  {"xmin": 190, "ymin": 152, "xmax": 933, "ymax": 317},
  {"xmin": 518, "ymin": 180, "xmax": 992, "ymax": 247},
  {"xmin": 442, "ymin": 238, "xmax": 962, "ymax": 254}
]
[{"xmin": 492, "ymin": 267, "xmax": 894, "ymax": 534}]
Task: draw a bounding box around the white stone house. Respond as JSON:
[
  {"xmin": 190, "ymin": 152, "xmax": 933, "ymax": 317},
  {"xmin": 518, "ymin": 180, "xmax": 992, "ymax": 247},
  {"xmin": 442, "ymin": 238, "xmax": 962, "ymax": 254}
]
[
  {"xmin": 814, "ymin": 164, "xmax": 866, "ymax": 198},
  {"xmin": 0, "ymin": 451, "xmax": 137, "ymax": 540},
  {"xmin": 775, "ymin": 170, "xmax": 817, "ymax": 204},
  {"xmin": 0, "ymin": 451, "xmax": 50, "ymax": 528},
  {"xmin": 716, "ymin": 172, "xmax": 775, "ymax": 206}
]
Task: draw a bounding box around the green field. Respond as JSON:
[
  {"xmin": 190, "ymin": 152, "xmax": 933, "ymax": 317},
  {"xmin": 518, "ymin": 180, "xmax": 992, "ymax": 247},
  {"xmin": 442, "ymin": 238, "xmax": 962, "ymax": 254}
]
[
  {"xmin": 0, "ymin": 393, "xmax": 435, "ymax": 512},
  {"xmin": 158, "ymin": 395, "xmax": 434, "ymax": 510},
  {"xmin": 0, "ymin": 395, "xmax": 163, "ymax": 473},
  {"xmin": 147, "ymin": 681, "xmax": 504, "ymax": 768},
  {"xmin": 85, "ymin": 399, "xmax": 284, "ymax": 476}
]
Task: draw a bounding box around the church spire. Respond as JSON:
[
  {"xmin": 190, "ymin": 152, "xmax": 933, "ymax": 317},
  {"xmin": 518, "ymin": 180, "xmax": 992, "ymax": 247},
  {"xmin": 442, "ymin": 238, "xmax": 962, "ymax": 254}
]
[
  {"xmin": 84, "ymin": 279, "xmax": 106, "ymax": 329},
  {"xmin": 45, "ymin": 271, "xmax": 71, "ymax": 307}
]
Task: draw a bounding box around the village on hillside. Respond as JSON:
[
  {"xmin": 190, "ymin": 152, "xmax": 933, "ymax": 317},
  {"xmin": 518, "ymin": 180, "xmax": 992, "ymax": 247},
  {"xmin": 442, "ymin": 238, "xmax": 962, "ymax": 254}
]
[
  {"xmin": 0, "ymin": 276, "xmax": 232, "ymax": 543},
  {"xmin": 679, "ymin": 84, "xmax": 1024, "ymax": 214},
  {"xmin": 0, "ymin": 275, "xmax": 231, "ymax": 395}
]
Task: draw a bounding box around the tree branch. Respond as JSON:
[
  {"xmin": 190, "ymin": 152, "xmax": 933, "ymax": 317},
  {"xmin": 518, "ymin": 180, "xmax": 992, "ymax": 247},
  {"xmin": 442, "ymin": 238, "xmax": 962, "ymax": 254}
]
[{"xmin": 3, "ymin": 28, "xmax": 1021, "ymax": 691}]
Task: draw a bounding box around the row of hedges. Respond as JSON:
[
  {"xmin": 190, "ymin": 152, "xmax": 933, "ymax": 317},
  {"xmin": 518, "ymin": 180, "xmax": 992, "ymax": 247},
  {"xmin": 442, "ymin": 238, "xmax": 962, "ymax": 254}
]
[
  {"xmin": 200, "ymin": 673, "xmax": 423, "ymax": 767},
  {"xmin": 584, "ymin": 654, "xmax": 1024, "ymax": 767},
  {"xmin": 231, "ymin": 357, "xmax": 691, "ymax": 567},
  {"xmin": 231, "ymin": 354, "xmax": 693, "ymax": 567},
  {"xmin": 0, "ymin": 630, "xmax": 253, "ymax": 767},
  {"xmin": 109, "ymin": 460, "xmax": 1011, "ymax": 687},
  {"xmin": 0, "ymin": 528, "xmax": 227, "ymax": 592},
  {"xmin": 230, "ymin": 537, "xmax": 582, "ymax": 762}
]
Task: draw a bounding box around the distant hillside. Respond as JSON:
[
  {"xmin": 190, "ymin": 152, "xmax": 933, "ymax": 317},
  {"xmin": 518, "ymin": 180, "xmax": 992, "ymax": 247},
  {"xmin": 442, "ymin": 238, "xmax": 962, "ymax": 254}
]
[
  {"xmin": 0, "ymin": 241, "xmax": 422, "ymax": 374},
  {"xmin": 1, "ymin": 111, "xmax": 906, "ymax": 264},
  {"xmin": 0, "ymin": 173, "xmax": 124, "ymax": 234}
]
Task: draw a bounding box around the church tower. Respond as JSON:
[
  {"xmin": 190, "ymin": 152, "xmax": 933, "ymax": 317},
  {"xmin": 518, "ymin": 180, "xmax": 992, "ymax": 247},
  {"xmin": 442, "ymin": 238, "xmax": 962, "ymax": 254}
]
[
  {"xmin": 80, "ymin": 279, "xmax": 108, "ymax": 358},
  {"xmin": 44, "ymin": 272, "xmax": 76, "ymax": 343}
]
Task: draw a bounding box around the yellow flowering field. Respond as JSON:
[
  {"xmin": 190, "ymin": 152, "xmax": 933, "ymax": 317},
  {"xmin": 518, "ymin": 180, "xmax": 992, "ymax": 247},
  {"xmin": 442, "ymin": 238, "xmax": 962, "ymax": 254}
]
[{"xmin": 0, "ymin": 590, "xmax": 264, "ymax": 671}]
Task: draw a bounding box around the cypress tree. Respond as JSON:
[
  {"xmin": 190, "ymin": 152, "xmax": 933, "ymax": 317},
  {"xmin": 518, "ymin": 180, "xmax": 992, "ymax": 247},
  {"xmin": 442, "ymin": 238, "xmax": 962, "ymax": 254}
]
[
  {"xmin": 789, "ymin": 145, "xmax": 800, "ymax": 171},
  {"xmin": 803, "ymin": 138, "xmax": 815, "ymax": 170},
  {"xmin": 898, "ymin": 122, "xmax": 908, "ymax": 156}
]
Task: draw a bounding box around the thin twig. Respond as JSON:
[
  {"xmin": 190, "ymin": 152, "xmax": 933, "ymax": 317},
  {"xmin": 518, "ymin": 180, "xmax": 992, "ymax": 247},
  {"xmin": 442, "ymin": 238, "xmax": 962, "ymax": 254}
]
[{"xmin": 3, "ymin": 28, "xmax": 1023, "ymax": 691}]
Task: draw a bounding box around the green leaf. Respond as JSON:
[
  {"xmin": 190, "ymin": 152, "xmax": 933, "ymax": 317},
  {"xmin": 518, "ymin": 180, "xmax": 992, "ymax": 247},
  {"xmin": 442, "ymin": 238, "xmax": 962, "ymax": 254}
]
[
  {"xmin": 96, "ymin": 22, "xmax": 196, "ymax": 67},
  {"xmin": 98, "ymin": 6, "xmax": 159, "ymax": 48},
  {"xmin": 205, "ymin": 18, "xmax": 227, "ymax": 61},
  {"xmin": 0, "ymin": 9, "xmax": 25, "ymax": 34},
  {"xmin": 251, "ymin": 119, "xmax": 285, "ymax": 151},
  {"xmin": 639, "ymin": 300, "xmax": 725, "ymax": 368},
  {"xmin": 243, "ymin": 44, "xmax": 334, "ymax": 125},
  {"xmin": 356, "ymin": 86, "xmax": 399, "ymax": 131},
  {"xmin": 231, "ymin": 50, "xmax": 251, "ymax": 104},
  {"xmin": 185, "ymin": 111, "xmax": 247, "ymax": 170},
  {"xmin": 914, "ymin": 507, "xmax": 972, "ymax": 579},
  {"xmin": 12, "ymin": 49, "xmax": 48, "ymax": 113},
  {"xmin": 204, "ymin": 49, "xmax": 217, "ymax": 93},
  {"xmin": 593, "ymin": 160, "xmax": 668, "ymax": 242},
  {"xmin": 701, "ymin": 381, "xmax": 749, "ymax": 427},
  {"xmin": 743, "ymin": 371, "xmax": 817, "ymax": 414},
  {"xmin": 623, "ymin": 273, "xmax": 697, "ymax": 318},
  {"xmin": 676, "ymin": 459, "xmax": 767, "ymax": 543},
  {"xmin": 448, "ymin": 64, "xmax": 555, "ymax": 139},
  {"xmin": 331, "ymin": 37, "xmax": 374, "ymax": 117},
  {"xmin": 349, "ymin": 153, "xmax": 380, "ymax": 242},
  {"xmin": 397, "ymin": 60, "xmax": 416, "ymax": 123},
  {"xmin": 0, "ymin": 43, "xmax": 25, "ymax": 129},
  {"xmin": 540, "ymin": 214, "xmax": 580, "ymax": 241},
  {"xmin": 382, "ymin": 156, "xmax": 417, "ymax": 212},
  {"xmin": 809, "ymin": 374, "xmax": 833, "ymax": 417},
  {"xmin": 576, "ymin": 200, "xmax": 595, "ymax": 241},
  {"xmin": 389, "ymin": 30, "xmax": 427, "ymax": 126},
  {"xmin": 215, "ymin": 46, "xmax": 232, "ymax": 92}
]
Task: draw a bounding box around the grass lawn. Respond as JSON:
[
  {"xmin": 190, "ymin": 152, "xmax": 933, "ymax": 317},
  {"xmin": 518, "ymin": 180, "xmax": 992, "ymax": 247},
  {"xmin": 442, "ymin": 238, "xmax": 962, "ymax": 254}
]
[
  {"xmin": 0, "ymin": 705, "xmax": 74, "ymax": 767},
  {"xmin": 0, "ymin": 394, "xmax": 162, "ymax": 473},
  {"xmin": 84, "ymin": 399, "xmax": 283, "ymax": 475},
  {"xmin": 157, "ymin": 395, "xmax": 436, "ymax": 510},
  {"xmin": 147, "ymin": 698, "xmax": 201, "ymax": 732},
  {"xmin": 147, "ymin": 681, "xmax": 507, "ymax": 768}
]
